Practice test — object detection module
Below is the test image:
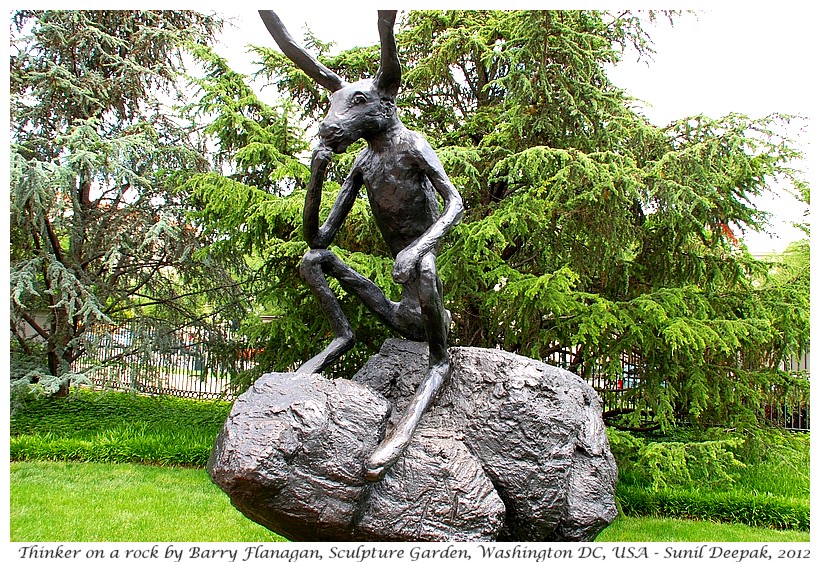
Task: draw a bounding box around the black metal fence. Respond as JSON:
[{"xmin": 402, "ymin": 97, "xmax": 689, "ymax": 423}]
[
  {"xmin": 73, "ymin": 322, "xmax": 251, "ymax": 400},
  {"xmin": 762, "ymin": 353, "xmax": 811, "ymax": 432},
  {"xmin": 76, "ymin": 324, "xmax": 809, "ymax": 430},
  {"xmin": 542, "ymin": 345, "xmax": 810, "ymax": 432}
]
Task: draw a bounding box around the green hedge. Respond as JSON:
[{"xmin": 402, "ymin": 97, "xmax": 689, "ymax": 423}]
[
  {"xmin": 608, "ymin": 427, "xmax": 810, "ymax": 532},
  {"xmin": 10, "ymin": 424, "xmax": 216, "ymax": 466},
  {"xmin": 11, "ymin": 389, "xmax": 231, "ymax": 437},
  {"xmin": 618, "ymin": 486, "xmax": 810, "ymax": 532},
  {"xmin": 10, "ymin": 389, "xmax": 230, "ymax": 467}
]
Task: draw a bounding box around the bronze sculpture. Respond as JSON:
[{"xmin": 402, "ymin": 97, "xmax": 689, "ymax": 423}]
[{"xmin": 258, "ymin": 10, "xmax": 464, "ymax": 481}]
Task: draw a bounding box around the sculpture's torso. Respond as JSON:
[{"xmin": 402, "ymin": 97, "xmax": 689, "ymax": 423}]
[{"xmin": 355, "ymin": 129, "xmax": 440, "ymax": 257}]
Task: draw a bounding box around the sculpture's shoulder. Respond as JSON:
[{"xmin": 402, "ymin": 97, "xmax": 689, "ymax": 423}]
[
  {"xmin": 405, "ymin": 129, "xmax": 432, "ymax": 151},
  {"xmin": 401, "ymin": 129, "xmax": 436, "ymax": 164}
]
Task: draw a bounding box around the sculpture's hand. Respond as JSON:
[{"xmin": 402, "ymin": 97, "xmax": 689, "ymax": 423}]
[
  {"xmin": 392, "ymin": 247, "xmax": 419, "ymax": 284},
  {"xmin": 310, "ymin": 145, "xmax": 333, "ymax": 183}
]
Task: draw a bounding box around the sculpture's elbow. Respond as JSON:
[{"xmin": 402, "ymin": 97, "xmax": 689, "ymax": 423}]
[
  {"xmin": 304, "ymin": 228, "xmax": 325, "ymax": 250},
  {"xmin": 312, "ymin": 227, "xmax": 333, "ymax": 250},
  {"xmin": 450, "ymin": 198, "xmax": 465, "ymax": 227}
]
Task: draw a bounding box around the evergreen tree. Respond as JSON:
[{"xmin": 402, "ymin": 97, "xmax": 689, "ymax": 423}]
[
  {"xmin": 9, "ymin": 10, "xmax": 241, "ymax": 396},
  {"xmin": 185, "ymin": 10, "xmax": 809, "ymax": 428}
]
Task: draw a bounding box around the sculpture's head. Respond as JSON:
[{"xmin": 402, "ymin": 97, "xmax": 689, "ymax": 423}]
[
  {"xmin": 318, "ymin": 79, "xmax": 397, "ymax": 152},
  {"xmin": 259, "ymin": 10, "xmax": 401, "ymax": 153}
]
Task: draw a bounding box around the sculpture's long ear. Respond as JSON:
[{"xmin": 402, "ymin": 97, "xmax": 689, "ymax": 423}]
[
  {"xmin": 374, "ymin": 10, "xmax": 400, "ymax": 99},
  {"xmin": 258, "ymin": 10, "xmax": 346, "ymax": 92}
]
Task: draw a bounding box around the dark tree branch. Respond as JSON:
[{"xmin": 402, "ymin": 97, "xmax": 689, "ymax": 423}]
[
  {"xmin": 17, "ymin": 309, "xmax": 51, "ymax": 341},
  {"xmin": 10, "ymin": 318, "xmax": 33, "ymax": 354}
]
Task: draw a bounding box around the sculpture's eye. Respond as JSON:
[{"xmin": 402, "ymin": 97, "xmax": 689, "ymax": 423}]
[{"xmin": 351, "ymin": 93, "xmax": 368, "ymax": 105}]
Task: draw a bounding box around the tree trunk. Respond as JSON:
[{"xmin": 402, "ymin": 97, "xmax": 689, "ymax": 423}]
[{"xmin": 47, "ymin": 309, "xmax": 74, "ymax": 397}]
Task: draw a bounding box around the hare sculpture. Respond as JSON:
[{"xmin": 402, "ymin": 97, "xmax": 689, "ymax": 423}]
[{"xmin": 258, "ymin": 10, "xmax": 464, "ymax": 481}]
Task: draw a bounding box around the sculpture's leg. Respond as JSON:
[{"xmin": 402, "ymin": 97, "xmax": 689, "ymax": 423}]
[
  {"xmin": 298, "ymin": 248, "xmax": 420, "ymax": 373},
  {"xmin": 297, "ymin": 249, "xmax": 357, "ymax": 374},
  {"xmin": 365, "ymin": 252, "xmax": 450, "ymax": 481}
]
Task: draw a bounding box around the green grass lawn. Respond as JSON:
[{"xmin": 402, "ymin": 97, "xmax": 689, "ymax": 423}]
[
  {"xmin": 10, "ymin": 461, "xmax": 283, "ymax": 542},
  {"xmin": 10, "ymin": 461, "xmax": 810, "ymax": 542},
  {"xmin": 597, "ymin": 514, "xmax": 809, "ymax": 542}
]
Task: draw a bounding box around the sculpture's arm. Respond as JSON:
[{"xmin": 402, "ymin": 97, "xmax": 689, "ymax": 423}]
[
  {"xmin": 392, "ymin": 138, "xmax": 464, "ymax": 283},
  {"xmin": 303, "ymin": 146, "xmax": 363, "ymax": 250}
]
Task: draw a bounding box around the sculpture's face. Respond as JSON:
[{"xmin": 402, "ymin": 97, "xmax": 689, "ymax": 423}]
[{"xmin": 318, "ymin": 79, "xmax": 396, "ymax": 153}]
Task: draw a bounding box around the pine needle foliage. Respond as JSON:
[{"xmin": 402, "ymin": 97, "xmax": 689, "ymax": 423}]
[
  {"xmin": 183, "ymin": 10, "xmax": 808, "ymax": 428},
  {"xmin": 8, "ymin": 11, "xmax": 248, "ymax": 397}
]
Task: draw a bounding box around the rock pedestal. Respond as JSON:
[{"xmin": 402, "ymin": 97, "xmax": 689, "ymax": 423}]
[{"xmin": 208, "ymin": 339, "xmax": 618, "ymax": 541}]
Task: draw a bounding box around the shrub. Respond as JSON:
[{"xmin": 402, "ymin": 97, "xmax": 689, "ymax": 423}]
[
  {"xmin": 608, "ymin": 427, "xmax": 810, "ymax": 531},
  {"xmin": 10, "ymin": 389, "xmax": 231, "ymax": 466},
  {"xmin": 618, "ymin": 487, "xmax": 809, "ymax": 532},
  {"xmin": 607, "ymin": 428, "xmax": 746, "ymax": 489},
  {"xmin": 11, "ymin": 388, "xmax": 231, "ymax": 435}
]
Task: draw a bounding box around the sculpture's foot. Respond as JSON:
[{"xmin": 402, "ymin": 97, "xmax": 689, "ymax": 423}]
[
  {"xmin": 296, "ymin": 335, "xmax": 354, "ymax": 374},
  {"xmin": 364, "ymin": 360, "xmax": 451, "ymax": 482}
]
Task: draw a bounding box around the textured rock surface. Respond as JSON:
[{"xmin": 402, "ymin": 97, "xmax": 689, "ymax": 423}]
[
  {"xmin": 208, "ymin": 339, "xmax": 618, "ymax": 541},
  {"xmin": 354, "ymin": 339, "xmax": 619, "ymax": 541},
  {"xmin": 356, "ymin": 427, "xmax": 505, "ymax": 541},
  {"xmin": 206, "ymin": 372, "xmax": 389, "ymax": 540},
  {"xmin": 207, "ymin": 369, "xmax": 505, "ymax": 541}
]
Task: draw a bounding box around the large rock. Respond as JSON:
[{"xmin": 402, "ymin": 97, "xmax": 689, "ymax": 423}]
[{"xmin": 208, "ymin": 339, "xmax": 618, "ymax": 541}]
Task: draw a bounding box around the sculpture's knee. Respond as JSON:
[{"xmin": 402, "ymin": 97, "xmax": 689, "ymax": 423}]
[
  {"xmin": 300, "ymin": 248, "xmax": 332, "ymax": 280},
  {"xmin": 415, "ymin": 256, "xmax": 441, "ymax": 306}
]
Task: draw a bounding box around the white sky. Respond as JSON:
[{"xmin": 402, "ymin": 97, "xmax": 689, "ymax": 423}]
[{"xmin": 210, "ymin": 4, "xmax": 814, "ymax": 256}]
